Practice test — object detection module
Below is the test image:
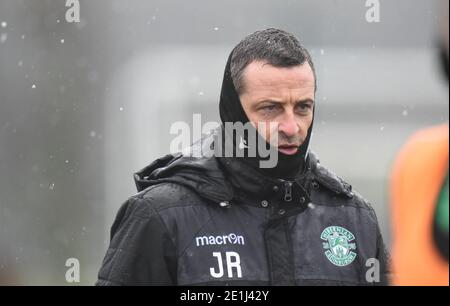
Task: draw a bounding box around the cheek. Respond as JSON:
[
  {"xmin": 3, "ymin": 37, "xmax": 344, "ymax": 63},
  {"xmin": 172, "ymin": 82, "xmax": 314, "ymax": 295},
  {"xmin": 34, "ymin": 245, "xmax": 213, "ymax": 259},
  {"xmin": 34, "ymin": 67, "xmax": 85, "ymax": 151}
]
[
  {"xmin": 254, "ymin": 121, "xmax": 279, "ymax": 143},
  {"xmin": 298, "ymin": 115, "xmax": 313, "ymax": 133},
  {"xmin": 263, "ymin": 121, "xmax": 281, "ymax": 145}
]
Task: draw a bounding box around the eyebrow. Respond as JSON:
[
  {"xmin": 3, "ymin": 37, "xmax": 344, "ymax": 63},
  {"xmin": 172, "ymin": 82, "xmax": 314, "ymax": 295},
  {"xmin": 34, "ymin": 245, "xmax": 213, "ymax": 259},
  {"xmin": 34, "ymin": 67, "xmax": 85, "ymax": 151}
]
[{"xmin": 257, "ymin": 99, "xmax": 315, "ymax": 105}]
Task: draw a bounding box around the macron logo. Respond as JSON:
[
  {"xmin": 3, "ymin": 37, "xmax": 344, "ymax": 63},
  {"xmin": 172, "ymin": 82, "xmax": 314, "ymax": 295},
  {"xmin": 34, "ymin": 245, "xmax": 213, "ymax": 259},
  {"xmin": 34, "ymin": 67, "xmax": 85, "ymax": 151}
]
[{"xmin": 195, "ymin": 233, "xmax": 245, "ymax": 247}]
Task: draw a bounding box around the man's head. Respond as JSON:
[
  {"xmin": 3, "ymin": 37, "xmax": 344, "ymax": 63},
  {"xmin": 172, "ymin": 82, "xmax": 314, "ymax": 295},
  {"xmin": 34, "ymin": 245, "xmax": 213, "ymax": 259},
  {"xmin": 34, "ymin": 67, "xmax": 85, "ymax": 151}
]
[{"xmin": 230, "ymin": 28, "xmax": 316, "ymax": 155}]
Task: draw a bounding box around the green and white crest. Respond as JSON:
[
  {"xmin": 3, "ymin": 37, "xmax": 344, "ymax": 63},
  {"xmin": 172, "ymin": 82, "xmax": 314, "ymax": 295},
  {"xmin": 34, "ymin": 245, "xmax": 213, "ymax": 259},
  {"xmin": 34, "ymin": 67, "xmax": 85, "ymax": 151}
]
[{"xmin": 321, "ymin": 226, "xmax": 357, "ymax": 267}]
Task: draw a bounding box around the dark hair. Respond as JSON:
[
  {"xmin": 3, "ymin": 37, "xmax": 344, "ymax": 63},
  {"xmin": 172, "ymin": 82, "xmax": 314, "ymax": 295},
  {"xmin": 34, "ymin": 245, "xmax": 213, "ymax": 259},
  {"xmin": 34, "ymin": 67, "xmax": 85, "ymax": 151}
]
[{"xmin": 230, "ymin": 28, "xmax": 316, "ymax": 95}]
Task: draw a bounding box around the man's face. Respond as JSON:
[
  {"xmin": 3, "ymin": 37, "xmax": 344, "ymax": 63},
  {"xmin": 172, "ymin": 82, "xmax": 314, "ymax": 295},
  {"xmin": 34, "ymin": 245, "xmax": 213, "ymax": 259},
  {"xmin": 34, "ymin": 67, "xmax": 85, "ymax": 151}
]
[{"xmin": 239, "ymin": 60, "xmax": 315, "ymax": 155}]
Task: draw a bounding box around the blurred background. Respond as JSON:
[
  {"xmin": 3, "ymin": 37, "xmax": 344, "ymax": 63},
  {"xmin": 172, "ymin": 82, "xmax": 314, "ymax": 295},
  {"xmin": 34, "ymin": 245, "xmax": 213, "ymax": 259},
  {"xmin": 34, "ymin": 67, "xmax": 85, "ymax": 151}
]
[{"xmin": 0, "ymin": 0, "xmax": 448, "ymax": 285}]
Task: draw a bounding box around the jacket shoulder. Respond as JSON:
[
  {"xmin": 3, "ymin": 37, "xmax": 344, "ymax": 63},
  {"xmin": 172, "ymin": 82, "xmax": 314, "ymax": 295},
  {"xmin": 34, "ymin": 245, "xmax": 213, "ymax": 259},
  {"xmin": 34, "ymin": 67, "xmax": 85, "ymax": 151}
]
[
  {"xmin": 99, "ymin": 194, "xmax": 177, "ymax": 285},
  {"xmin": 309, "ymin": 154, "xmax": 374, "ymax": 212},
  {"xmin": 132, "ymin": 182, "xmax": 205, "ymax": 212}
]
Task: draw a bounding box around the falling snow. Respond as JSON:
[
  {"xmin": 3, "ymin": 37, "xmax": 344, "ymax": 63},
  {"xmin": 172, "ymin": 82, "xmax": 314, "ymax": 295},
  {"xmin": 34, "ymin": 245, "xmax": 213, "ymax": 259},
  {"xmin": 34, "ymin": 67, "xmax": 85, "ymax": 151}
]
[{"xmin": 1, "ymin": 21, "xmax": 7, "ymax": 28}]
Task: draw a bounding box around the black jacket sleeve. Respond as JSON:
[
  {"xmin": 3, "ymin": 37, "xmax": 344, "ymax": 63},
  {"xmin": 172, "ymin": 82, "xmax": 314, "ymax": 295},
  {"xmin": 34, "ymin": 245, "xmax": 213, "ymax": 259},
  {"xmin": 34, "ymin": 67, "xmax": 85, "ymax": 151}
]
[
  {"xmin": 375, "ymin": 224, "xmax": 391, "ymax": 286},
  {"xmin": 96, "ymin": 197, "xmax": 177, "ymax": 285}
]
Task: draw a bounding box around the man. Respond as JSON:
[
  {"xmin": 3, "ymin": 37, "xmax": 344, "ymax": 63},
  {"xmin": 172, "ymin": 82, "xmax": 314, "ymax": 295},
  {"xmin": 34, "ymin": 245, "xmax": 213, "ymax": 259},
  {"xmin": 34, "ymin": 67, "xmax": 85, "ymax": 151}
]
[{"xmin": 97, "ymin": 28, "xmax": 389, "ymax": 286}]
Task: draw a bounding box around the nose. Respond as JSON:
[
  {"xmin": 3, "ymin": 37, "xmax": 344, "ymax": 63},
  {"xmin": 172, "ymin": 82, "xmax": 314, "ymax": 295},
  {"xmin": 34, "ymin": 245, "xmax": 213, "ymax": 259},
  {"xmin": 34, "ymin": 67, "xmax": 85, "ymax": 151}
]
[{"xmin": 278, "ymin": 111, "xmax": 299, "ymax": 137}]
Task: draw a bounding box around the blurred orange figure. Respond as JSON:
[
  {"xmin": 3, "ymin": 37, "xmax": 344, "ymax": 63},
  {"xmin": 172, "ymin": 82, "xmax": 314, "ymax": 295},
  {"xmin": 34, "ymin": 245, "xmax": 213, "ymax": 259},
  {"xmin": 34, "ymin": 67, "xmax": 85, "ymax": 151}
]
[
  {"xmin": 390, "ymin": 0, "xmax": 449, "ymax": 286},
  {"xmin": 390, "ymin": 124, "xmax": 449, "ymax": 285}
]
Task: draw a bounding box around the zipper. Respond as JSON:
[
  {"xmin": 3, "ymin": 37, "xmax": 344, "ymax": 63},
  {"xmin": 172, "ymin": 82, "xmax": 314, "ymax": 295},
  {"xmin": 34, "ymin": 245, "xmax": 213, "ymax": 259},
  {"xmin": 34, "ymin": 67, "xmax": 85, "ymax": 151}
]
[{"xmin": 284, "ymin": 181, "xmax": 293, "ymax": 202}]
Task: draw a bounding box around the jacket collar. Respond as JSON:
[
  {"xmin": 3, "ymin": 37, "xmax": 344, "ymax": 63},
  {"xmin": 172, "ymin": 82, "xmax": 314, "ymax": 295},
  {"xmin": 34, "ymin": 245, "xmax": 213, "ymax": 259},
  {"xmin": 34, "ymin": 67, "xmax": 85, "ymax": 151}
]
[{"xmin": 134, "ymin": 133, "xmax": 352, "ymax": 207}]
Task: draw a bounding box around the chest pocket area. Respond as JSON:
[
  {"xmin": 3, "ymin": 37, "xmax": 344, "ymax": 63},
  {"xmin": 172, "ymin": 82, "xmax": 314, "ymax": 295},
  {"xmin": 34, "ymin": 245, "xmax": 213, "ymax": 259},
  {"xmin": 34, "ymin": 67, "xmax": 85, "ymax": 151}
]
[{"xmin": 289, "ymin": 208, "xmax": 376, "ymax": 285}]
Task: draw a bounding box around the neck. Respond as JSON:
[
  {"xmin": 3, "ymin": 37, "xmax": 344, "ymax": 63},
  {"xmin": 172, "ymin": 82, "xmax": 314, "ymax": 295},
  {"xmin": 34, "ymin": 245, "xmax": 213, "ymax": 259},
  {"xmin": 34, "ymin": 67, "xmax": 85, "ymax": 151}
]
[{"xmin": 218, "ymin": 125, "xmax": 307, "ymax": 180}]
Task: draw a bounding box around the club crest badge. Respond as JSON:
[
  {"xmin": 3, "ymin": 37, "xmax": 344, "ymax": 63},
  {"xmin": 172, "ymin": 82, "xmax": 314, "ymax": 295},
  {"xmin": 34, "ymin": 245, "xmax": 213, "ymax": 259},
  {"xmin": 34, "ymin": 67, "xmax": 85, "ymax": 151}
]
[{"xmin": 321, "ymin": 226, "xmax": 357, "ymax": 266}]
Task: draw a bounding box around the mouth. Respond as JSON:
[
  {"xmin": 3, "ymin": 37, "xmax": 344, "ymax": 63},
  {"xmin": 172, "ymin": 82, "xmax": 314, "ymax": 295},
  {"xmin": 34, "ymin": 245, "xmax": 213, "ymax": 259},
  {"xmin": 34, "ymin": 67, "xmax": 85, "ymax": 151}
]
[{"xmin": 278, "ymin": 144, "xmax": 299, "ymax": 155}]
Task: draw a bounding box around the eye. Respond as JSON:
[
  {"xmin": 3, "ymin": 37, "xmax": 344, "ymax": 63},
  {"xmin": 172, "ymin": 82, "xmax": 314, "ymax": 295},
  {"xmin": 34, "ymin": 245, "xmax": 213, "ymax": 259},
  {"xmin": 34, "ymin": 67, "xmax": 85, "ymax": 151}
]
[
  {"xmin": 263, "ymin": 105, "xmax": 277, "ymax": 111},
  {"xmin": 296, "ymin": 102, "xmax": 313, "ymax": 114},
  {"xmin": 260, "ymin": 103, "xmax": 281, "ymax": 113},
  {"xmin": 298, "ymin": 104, "xmax": 309, "ymax": 110}
]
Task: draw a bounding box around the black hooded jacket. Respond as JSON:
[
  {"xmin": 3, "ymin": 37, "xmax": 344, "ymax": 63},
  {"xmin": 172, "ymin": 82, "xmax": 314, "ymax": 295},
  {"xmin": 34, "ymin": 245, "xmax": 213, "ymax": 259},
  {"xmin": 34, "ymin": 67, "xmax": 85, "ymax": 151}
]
[
  {"xmin": 96, "ymin": 134, "xmax": 390, "ymax": 286},
  {"xmin": 97, "ymin": 44, "xmax": 389, "ymax": 286}
]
